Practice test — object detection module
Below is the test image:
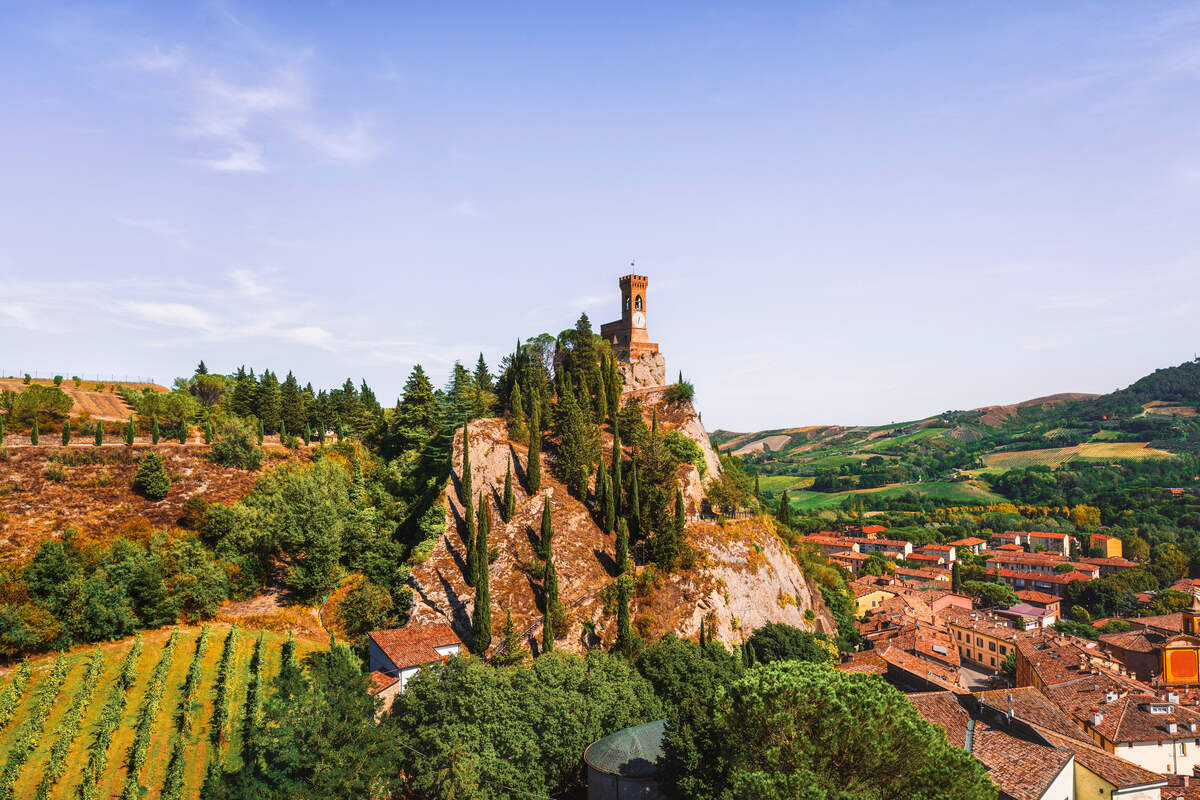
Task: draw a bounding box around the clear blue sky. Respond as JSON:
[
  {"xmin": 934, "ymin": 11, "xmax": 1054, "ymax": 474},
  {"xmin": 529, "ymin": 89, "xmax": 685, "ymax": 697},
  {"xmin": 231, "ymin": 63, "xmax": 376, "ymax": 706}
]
[{"xmin": 3, "ymin": 1, "xmax": 1199, "ymax": 431}]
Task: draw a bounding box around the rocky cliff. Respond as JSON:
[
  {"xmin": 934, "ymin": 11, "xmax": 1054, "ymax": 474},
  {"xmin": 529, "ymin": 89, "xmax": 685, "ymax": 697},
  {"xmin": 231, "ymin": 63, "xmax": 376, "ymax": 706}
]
[{"xmin": 407, "ymin": 396, "xmax": 834, "ymax": 653}]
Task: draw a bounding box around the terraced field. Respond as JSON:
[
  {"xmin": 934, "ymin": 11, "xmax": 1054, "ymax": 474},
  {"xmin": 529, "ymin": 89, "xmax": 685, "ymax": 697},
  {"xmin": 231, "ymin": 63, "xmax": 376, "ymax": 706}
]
[
  {"xmin": 982, "ymin": 442, "xmax": 1177, "ymax": 469},
  {"xmin": 0, "ymin": 625, "xmax": 320, "ymax": 800}
]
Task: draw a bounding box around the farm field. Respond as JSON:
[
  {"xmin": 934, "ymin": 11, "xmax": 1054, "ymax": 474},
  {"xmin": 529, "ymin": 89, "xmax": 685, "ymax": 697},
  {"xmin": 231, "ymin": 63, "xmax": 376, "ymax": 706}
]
[
  {"xmin": 0, "ymin": 624, "xmax": 321, "ymax": 800},
  {"xmin": 786, "ymin": 480, "xmax": 1004, "ymax": 511},
  {"xmin": 982, "ymin": 442, "xmax": 1178, "ymax": 469},
  {"xmin": 0, "ymin": 378, "xmax": 168, "ymax": 422}
]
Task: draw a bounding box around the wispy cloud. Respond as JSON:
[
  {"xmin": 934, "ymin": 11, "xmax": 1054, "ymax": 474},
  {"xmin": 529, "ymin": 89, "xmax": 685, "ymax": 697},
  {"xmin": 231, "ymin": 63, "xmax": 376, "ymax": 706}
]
[
  {"xmin": 130, "ymin": 44, "xmax": 184, "ymax": 71},
  {"xmin": 124, "ymin": 301, "xmax": 217, "ymax": 332},
  {"xmin": 295, "ymin": 118, "xmax": 380, "ymax": 163},
  {"xmin": 229, "ymin": 268, "xmax": 269, "ymax": 298},
  {"xmin": 0, "ymin": 304, "xmax": 36, "ymax": 330}
]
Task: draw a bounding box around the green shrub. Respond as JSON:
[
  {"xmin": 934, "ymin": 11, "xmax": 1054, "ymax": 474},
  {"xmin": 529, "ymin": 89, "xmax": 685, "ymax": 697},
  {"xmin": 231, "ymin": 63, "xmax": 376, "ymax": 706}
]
[
  {"xmin": 665, "ymin": 379, "xmax": 695, "ymax": 404},
  {"xmin": 208, "ymin": 419, "xmax": 263, "ymax": 470},
  {"xmin": 133, "ymin": 452, "xmax": 171, "ymax": 500}
]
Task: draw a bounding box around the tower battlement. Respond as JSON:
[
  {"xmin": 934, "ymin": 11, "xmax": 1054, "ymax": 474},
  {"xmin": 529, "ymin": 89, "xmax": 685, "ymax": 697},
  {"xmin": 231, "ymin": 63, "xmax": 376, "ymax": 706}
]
[{"xmin": 600, "ymin": 273, "xmax": 661, "ymax": 382}]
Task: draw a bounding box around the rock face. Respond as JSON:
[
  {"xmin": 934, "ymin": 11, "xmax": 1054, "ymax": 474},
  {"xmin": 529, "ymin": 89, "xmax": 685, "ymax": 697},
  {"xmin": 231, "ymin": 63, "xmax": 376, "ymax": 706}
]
[
  {"xmin": 407, "ymin": 413, "xmax": 832, "ymax": 656},
  {"xmin": 618, "ymin": 352, "xmax": 666, "ymax": 390}
]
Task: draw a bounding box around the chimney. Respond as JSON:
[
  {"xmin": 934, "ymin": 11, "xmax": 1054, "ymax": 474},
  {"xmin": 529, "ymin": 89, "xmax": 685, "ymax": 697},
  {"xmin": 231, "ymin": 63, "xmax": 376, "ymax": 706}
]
[
  {"xmin": 1169, "ymin": 692, "xmax": 1181, "ymax": 703},
  {"xmin": 1105, "ymin": 691, "xmax": 1118, "ymax": 704},
  {"xmin": 1092, "ymin": 711, "xmax": 1104, "ymax": 726},
  {"xmin": 1169, "ymin": 721, "xmax": 1179, "ymax": 734}
]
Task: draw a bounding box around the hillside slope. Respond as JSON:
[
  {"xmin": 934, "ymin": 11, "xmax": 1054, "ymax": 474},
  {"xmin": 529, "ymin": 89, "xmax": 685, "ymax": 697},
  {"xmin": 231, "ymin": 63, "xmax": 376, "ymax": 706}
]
[{"xmin": 408, "ymin": 400, "xmax": 834, "ymax": 653}]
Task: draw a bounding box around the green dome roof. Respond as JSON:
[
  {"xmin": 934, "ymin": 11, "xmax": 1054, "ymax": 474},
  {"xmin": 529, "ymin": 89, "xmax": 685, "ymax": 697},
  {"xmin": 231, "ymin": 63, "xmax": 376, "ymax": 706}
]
[{"xmin": 583, "ymin": 719, "xmax": 667, "ymax": 778}]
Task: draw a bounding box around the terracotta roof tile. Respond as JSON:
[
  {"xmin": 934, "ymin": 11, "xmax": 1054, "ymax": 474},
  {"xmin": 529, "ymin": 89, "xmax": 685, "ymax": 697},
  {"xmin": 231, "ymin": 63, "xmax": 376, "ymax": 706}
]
[
  {"xmin": 368, "ymin": 623, "xmax": 464, "ymax": 669},
  {"xmin": 367, "ymin": 670, "xmax": 399, "ymax": 696}
]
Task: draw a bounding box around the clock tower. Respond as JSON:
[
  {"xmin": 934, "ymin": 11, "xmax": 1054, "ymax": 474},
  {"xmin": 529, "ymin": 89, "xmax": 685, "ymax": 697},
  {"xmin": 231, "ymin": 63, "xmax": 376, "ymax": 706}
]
[{"xmin": 600, "ymin": 273, "xmax": 659, "ymax": 364}]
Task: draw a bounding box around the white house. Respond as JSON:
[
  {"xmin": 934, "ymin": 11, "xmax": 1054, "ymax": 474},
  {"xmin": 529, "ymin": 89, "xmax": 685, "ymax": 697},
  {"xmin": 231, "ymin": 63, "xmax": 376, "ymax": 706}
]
[{"xmin": 367, "ymin": 623, "xmax": 465, "ymax": 711}]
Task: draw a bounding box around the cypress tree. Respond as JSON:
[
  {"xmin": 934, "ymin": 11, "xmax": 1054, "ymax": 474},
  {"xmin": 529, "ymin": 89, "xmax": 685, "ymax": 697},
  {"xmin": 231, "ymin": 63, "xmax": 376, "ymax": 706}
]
[
  {"xmin": 460, "ymin": 420, "xmax": 472, "ymax": 505},
  {"xmin": 541, "ymin": 607, "xmax": 554, "ymax": 654},
  {"xmin": 651, "ymin": 409, "xmax": 658, "ymax": 440},
  {"xmin": 544, "ymin": 551, "xmax": 560, "ymax": 632},
  {"xmin": 463, "ymin": 490, "xmax": 477, "ymax": 588},
  {"xmin": 95, "ymin": 423, "xmax": 103, "ymax": 447},
  {"xmin": 205, "ymin": 420, "xmax": 214, "ymax": 445},
  {"xmin": 604, "ymin": 474, "xmax": 616, "ymax": 535},
  {"xmin": 744, "ymin": 639, "xmax": 757, "ymax": 666},
  {"xmin": 151, "ymin": 417, "xmax": 159, "ymax": 444},
  {"xmin": 776, "ymin": 490, "xmax": 792, "ymax": 529},
  {"xmin": 472, "ymin": 503, "xmax": 492, "ymax": 654},
  {"xmin": 30, "ymin": 418, "xmax": 39, "ymax": 445},
  {"xmin": 675, "ymin": 488, "xmax": 686, "ymax": 537},
  {"xmin": 256, "ymin": 418, "xmax": 264, "ymax": 446},
  {"xmin": 754, "ymin": 472, "xmax": 761, "ymax": 501},
  {"xmin": 0, "ymin": 414, "xmax": 5, "ymax": 441},
  {"xmin": 628, "ymin": 457, "xmax": 642, "ymax": 541},
  {"xmin": 335, "ymin": 417, "xmax": 344, "ymax": 442},
  {"xmin": 61, "ymin": 419, "xmax": 70, "ymax": 446},
  {"xmin": 279, "ymin": 420, "xmax": 287, "ymax": 441},
  {"xmin": 502, "ymin": 461, "xmax": 515, "ymax": 522},
  {"xmin": 318, "ymin": 420, "xmax": 326, "ymax": 445},
  {"xmin": 610, "ymin": 424, "xmax": 622, "ymax": 517},
  {"xmin": 176, "ymin": 421, "xmax": 186, "ymax": 444},
  {"xmin": 303, "ymin": 423, "xmax": 311, "ymax": 444},
  {"xmin": 596, "ymin": 460, "xmax": 610, "ymax": 530},
  {"xmin": 526, "ymin": 403, "xmax": 541, "ymax": 493},
  {"xmin": 615, "ymin": 574, "xmax": 634, "ymax": 656},
  {"xmin": 540, "ymin": 495, "xmax": 553, "ymax": 560},
  {"xmin": 952, "ymin": 561, "xmax": 962, "ymax": 593},
  {"xmin": 124, "ymin": 415, "xmax": 135, "ymax": 446},
  {"xmin": 699, "ymin": 617, "xmax": 706, "ymax": 646},
  {"xmin": 615, "ymin": 518, "xmax": 629, "ymax": 575}
]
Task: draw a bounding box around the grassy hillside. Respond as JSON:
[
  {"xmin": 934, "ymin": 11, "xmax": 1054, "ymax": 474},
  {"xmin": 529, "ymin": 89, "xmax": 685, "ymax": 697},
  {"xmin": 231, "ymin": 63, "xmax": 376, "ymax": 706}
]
[
  {"xmin": 0, "ymin": 625, "xmax": 320, "ymax": 800},
  {"xmin": 786, "ymin": 480, "xmax": 1004, "ymax": 511}
]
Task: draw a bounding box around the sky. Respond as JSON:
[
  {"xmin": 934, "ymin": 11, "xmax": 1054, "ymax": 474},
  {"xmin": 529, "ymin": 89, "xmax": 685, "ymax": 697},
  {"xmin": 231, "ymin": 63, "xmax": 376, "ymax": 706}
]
[{"xmin": 2, "ymin": 1, "xmax": 1200, "ymax": 432}]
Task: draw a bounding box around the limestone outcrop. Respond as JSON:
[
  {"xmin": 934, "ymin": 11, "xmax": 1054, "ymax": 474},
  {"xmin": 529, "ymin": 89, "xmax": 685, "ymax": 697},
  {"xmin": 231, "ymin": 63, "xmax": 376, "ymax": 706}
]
[{"xmin": 618, "ymin": 351, "xmax": 666, "ymax": 390}]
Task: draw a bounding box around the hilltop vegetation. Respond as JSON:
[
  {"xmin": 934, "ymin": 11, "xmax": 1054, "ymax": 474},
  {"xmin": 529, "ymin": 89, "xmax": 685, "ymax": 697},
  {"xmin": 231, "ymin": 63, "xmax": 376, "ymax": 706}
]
[{"xmin": 717, "ymin": 357, "xmax": 1200, "ymax": 515}]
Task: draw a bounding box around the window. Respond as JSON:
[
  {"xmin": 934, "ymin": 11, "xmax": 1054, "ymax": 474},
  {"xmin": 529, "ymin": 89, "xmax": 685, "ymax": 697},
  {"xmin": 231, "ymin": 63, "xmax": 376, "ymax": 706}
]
[
  {"xmin": 976, "ymin": 637, "xmax": 983, "ymax": 647},
  {"xmin": 635, "ymin": 295, "xmax": 643, "ymax": 311},
  {"xmin": 989, "ymin": 641, "xmax": 997, "ymax": 652},
  {"xmin": 990, "ymin": 657, "xmax": 996, "ymax": 666},
  {"xmin": 999, "ymin": 646, "xmax": 1007, "ymax": 655},
  {"xmin": 623, "ymin": 296, "xmax": 630, "ymax": 312}
]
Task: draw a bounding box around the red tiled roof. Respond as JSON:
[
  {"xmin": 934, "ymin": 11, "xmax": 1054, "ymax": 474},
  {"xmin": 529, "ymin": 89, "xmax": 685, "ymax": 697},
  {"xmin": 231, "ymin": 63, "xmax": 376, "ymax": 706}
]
[
  {"xmin": 906, "ymin": 553, "xmax": 943, "ymax": 563},
  {"xmin": 368, "ymin": 623, "xmax": 464, "ymax": 669},
  {"xmin": 836, "ymin": 650, "xmax": 887, "ymax": 675},
  {"xmin": 861, "ymin": 524, "xmax": 886, "ymax": 534},
  {"xmin": 1078, "ymin": 556, "xmax": 1137, "ymax": 568},
  {"xmin": 367, "ymin": 670, "xmax": 399, "ymax": 696},
  {"xmin": 1027, "ymin": 531, "xmax": 1070, "ymax": 541},
  {"xmin": 947, "ymin": 537, "xmax": 987, "ymax": 547},
  {"xmin": 997, "ymin": 543, "xmax": 1024, "ymax": 552},
  {"xmin": 1015, "ymin": 590, "xmax": 1061, "ymax": 605},
  {"xmin": 909, "ymin": 692, "xmax": 1073, "ymax": 800},
  {"xmin": 992, "ymin": 568, "xmax": 1089, "ymax": 586}
]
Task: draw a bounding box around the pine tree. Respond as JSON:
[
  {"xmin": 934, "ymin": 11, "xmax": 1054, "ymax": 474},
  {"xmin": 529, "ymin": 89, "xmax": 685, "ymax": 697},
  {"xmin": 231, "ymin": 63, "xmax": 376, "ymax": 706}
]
[
  {"xmin": 776, "ymin": 490, "xmax": 792, "ymax": 529},
  {"xmin": 611, "ymin": 423, "xmax": 622, "ymax": 517},
  {"xmin": 256, "ymin": 418, "xmax": 264, "ymax": 446},
  {"xmin": 61, "ymin": 419, "xmax": 70, "ymax": 446},
  {"xmin": 492, "ymin": 610, "xmax": 528, "ymax": 666},
  {"xmin": 537, "ymin": 494, "xmax": 552, "ymax": 560},
  {"xmin": 502, "ymin": 461, "xmax": 515, "ymax": 522},
  {"xmin": 95, "ymin": 423, "xmax": 104, "ymax": 447},
  {"xmin": 205, "ymin": 420, "xmax": 214, "ymax": 445},
  {"xmin": 460, "ymin": 421, "xmax": 472, "ymax": 505},
  {"xmin": 615, "ymin": 574, "xmax": 634, "ymax": 656},
  {"xmin": 151, "ymin": 417, "xmax": 159, "ymax": 444},
  {"xmin": 30, "ymin": 418, "xmax": 39, "ymax": 445},
  {"xmin": 473, "ymin": 353, "xmax": 494, "ymax": 394},
  {"xmin": 125, "ymin": 415, "xmax": 135, "ymax": 446},
  {"xmin": 526, "ymin": 403, "xmax": 541, "ymax": 493},
  {"xmin": 615, "ymin": 518, "xmax": 629, "ymax": 575},
  {"xmin": 472, "ymin": 502, "xmax": 492, "ymax": 654}
]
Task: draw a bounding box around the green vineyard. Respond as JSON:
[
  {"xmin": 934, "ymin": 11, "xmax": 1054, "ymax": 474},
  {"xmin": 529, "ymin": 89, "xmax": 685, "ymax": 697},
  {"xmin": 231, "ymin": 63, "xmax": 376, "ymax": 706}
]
[{"xmin": 0, "ymin": 626, "xmax": 319, "ymax": 800}]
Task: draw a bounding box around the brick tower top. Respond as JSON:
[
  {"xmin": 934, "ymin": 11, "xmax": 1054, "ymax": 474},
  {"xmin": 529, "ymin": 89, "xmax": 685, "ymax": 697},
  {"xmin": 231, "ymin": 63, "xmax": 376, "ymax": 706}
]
[{"xmin": 601, "ymin": 274, "xmax": 658, "ymax": 364}]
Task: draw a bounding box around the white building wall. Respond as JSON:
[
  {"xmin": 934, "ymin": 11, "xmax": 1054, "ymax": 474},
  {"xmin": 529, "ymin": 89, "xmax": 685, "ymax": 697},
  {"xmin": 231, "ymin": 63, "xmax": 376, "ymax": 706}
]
[
  {"xmin": 1037, "ymin": 755, "xmax": 1074, "ymax": 800},
  {"xmin": 1117, "ymin": 740, "xmax": 1200, "ymax": 776}
]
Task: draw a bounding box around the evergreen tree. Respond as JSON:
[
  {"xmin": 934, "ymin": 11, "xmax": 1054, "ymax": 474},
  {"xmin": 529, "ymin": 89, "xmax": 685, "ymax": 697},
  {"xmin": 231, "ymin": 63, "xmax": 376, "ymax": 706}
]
[
  {"xmin": 280, "ymin": 420, "xmax": 287, "ymax": 441},
  {"xmin": 541, "ymin": 607, "xmax": 554, "ymax": 654},
  {"xmin": 615, "ymin": 518, "xmax": 629, "ymax": 575},
  {"xmin": 472, "ymin": 502, "xmax": 492, "ymax": 654},
  {"xmin": 125, "ymin": 415, "xmax": 135, "ymax": 445},
  {"xmin": 318, "ymin": 421, "xmax": 326, "ymax": 446},
  {"xmin": 604, "ymin": 473, "xmax": 616, "ymax": 535},
  {"xmin": 502, "ymin": 461, "xmax": 515, "ymax": 522},
  {"xmin": 526, "ymin": 403, "xmax": 541, "ymax": 493},
  {"xmin": 540, "ymin": 495, "xmax": 553, "ymax": 560},
  {"xmin": 205, "ymin": 420, "xmax": 214, "ymax": 445},
  {"xmin": 775, "ymin": 490, "xmax": 792, "ymax": 529},
  {"xmin": 195, "ymin": 360, "xmax": 208, "ymax": 375},
  {"xmin": 256, "ymin": 370, "xmax": 282, "ymax": 434},
  {"xmin": 754, "ymin": 473, "xmax": 761, "ymax": 501},
  {"xmin": 463, "ymin": 490, "xmax": 477, "ymax": 589},
  {"xmin": 30, "ymin": 418, "xmax": 39, "ymax": 445},
  {"xmin": 134, "ymin": 452, "xmax": 171, "ymax": 500},
  {"xmin": 553, "ymin": 386, "xmax": 598, "ymax": 498},
  {"xmin": 151, "ymin": 417, "xmax": 159, "ymax": 444},
  {"xmin": 61, "ymin": 419, "xmax": 70, "ymax": 446},
  {"xmin": 544, "ymin": 550, "xmax": 560, "ymax": 617},
  {"xmin": 611, "ymin": 424, "xmax": 622, "ymax": 517},
  {"xmin": 460, "ymin": 421, "xmax": 472, "ymax": 505},
  {"xmin": 303, "ymin": 423, "xmax": 311, "ymax": 444},
  {"xmin": 388, "ymin": 365, "xmax": 440, "ymax": 456},
  {"xmin": 229, "ymin": 367, "xmax": 257, "ymax": 419},
  {"xmin": 255, "ymin": 417, "xmax": 264, "ymax": 446},
  {"xmin": 508, "ymin": 382, "xmax": 525, "ymax": 429},
  {"xmin": 491, "ymin": 610, "xmax": 528, "ymax": 666},
  {"xmin": 279, "ymin": 370, "xmax": 307, "ymax": 436},
  {"xmin": 336, "ymin": 417, "xmax": 344, "ymax": 442},
  {"xmin": 596, "ymin": 459, "xmax": 610, "ymax": 530},
  {"xmin": 0, "ymin": 414, "xmax": 5, "ymax": 441},
  {"xmin": 628, "ymin": 457, "xmax": 642, "ymax": 542},
  {"xmin": 615, "ymin": 574, "xmax": 634, "ymax": 656},
  {"xmin": 176, "ymin": 421, "xmax": 186, "ymax": 444},
  {"xmin": 952, "ymin": 561, "xmax": 962, "ymax": 593},
  {"xmin": 473, "ymin": 353, "xmax": 494, "ymax": 394},
  {"xmin": 95, "ymin": 423, "xmax": 104, "ymax": 446}
]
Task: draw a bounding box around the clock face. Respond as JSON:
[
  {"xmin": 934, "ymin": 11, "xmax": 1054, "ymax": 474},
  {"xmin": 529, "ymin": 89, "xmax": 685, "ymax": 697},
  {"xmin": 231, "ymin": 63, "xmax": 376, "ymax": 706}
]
[{"xmin": 632, "ymin": 311, "xmax": 646, "ymax": 328}]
